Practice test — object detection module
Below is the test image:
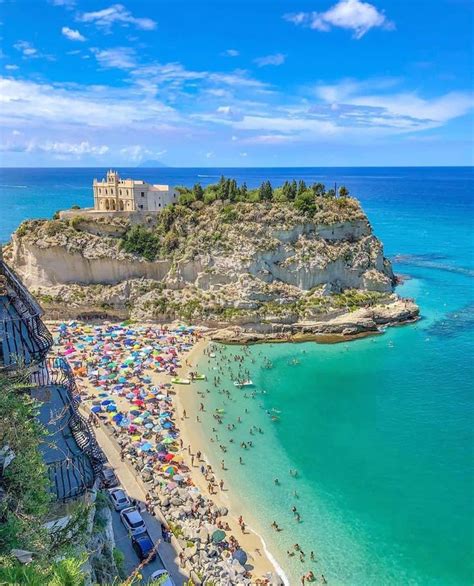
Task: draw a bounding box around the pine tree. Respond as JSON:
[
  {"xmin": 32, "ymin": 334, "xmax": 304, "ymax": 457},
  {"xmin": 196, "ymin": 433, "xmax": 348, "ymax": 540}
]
[
  {"xmin": 311, "ymin": 182, "xmax": 326, "ymax": 197},
  {"xmin": 240, "ymin": 182, "xmax": 248, "ymax": 200},
  {"xmin": 229, "ymin": 179, "xmax": 238, "ymax": 202},
  {"xmin": 289, "ymin": 180, "xmax": 298, "ymax": 200},
  {"xmin": 338, "ymin": 185, "xmax": 349, "ymax": 198},
  {"xmin": 298, "ymin": 180, "xmax": 307, "ymax": 195},
  {"xmin": 193, "ymin": 183, "xmax": 204, "ymax": 201}
]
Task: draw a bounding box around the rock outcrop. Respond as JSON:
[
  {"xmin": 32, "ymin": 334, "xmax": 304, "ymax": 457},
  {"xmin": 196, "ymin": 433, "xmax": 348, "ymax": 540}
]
[{"xmin": 6, "ymin": 199, "xmax": 419, "ymax": 338}]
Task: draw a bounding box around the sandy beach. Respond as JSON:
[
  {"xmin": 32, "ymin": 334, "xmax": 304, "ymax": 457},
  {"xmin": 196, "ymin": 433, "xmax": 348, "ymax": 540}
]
[
  {"xmin": 168, "ymin": 339, "xmax": 284, "ymax": 582},
  {"xmin": 47, "ymin": 320, "xmax": 282, "ymax": 585}
]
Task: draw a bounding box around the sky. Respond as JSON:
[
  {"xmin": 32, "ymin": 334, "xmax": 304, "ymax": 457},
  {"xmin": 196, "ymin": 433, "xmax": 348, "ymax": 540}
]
[{"xmin": 0, "ymin": 0, "xmax": 473, "ymax": 167}]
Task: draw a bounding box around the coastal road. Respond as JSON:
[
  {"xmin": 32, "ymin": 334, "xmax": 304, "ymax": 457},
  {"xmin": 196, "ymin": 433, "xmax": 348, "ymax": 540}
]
[
  {"xmin": 110, "ymin": 506, "xmax": 170, "ymax": 583},
  {"xmin": 86, "ymin": 418, "xmax": 188, "ymax": 585}
]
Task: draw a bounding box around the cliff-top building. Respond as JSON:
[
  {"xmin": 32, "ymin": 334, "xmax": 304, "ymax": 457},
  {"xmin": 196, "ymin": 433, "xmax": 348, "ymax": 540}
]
[{"xmin": 93, "ymin": 170, "xmax": 178, "ymax": 212}]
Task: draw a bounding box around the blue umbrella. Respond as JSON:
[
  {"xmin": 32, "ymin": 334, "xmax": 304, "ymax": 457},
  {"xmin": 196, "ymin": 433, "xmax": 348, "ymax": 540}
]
[
  {"xmin": 162, "ymin": 421, "xmax": 173, "ymax": 429},
  {"xmin": 107, "ymin": 404, "xmax": 117, "ymax": 412},
  {"xmin": 91, "ymin": 406, "xmax": 102, "ymax": 413},
  {"xmin": 101, "ymin": 399, "xmax": 113, "ymax": 405},
  {"xmin": 112, "ymin": 413, "xmax": 124, "ymax": 422},
  {"xmin": 140, "ymin": 442, "xmax": 153, "ymax": 452},
  {"xmin": 233, "ymin": 549, "xmax": 248, "ymax": 565}
]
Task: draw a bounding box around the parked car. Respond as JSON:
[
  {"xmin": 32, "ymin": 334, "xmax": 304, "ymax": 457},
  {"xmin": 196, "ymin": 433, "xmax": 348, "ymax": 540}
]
[
  {"xmin": 120, "ymin": 506, "xmax": 146, "ymax": 536},
  {"xmin": 108, "ymin": 488, "xmax": 131, "ymax": 511},
  {"xmin": 131, "ymin": 533, "xmax": 156, "ymax": 562},
  {"xmin": 148, "ymin": 569, "xmax": 174, "ymax": 585},
  {"xmin": 100, "ymin": 466, "xmax": 119, "ymax": 488}
]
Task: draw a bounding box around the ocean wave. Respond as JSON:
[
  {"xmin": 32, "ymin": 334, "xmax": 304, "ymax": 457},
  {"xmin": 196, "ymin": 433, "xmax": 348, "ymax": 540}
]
[
  {"xmin": 392, "ymin": 254, "xmax": 474, "ymax": 278},
  {"xmin": 260, "ymin": 535, "xmax": 291, "ymax": 586},
  {"xmin": 0, "ymin": 184, "xmax": 28, "ymax": 188},
  {"xmin": 197, "ymin": 174, "xmax": 221, "ymax": 178}
]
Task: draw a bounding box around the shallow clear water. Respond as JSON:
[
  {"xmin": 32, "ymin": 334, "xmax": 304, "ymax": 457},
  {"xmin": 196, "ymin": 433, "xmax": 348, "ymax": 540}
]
[{"xmin": 1, "ymin": 167, "xmax": 473, "ymax": 584}]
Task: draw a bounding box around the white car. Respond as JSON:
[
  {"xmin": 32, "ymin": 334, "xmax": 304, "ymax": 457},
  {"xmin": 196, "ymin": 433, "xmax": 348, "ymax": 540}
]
[
  {"xmin": 120, "ymin": 506, "xmax": 146, "ymax": 536},
  {"xmin": 108, "ymin": 488, "xmax": 131, "ymax": 511},
  {"xmin": 149, "ymin": 570, "xmax": 174, "ymax": 586}
]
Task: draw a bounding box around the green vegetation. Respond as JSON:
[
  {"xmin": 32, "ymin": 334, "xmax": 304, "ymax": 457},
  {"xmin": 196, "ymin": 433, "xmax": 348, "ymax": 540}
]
[
  {"xmin": 113, "ymin": 547, "xmax": 126, "ymax": 579},
  {"xmin": 120, "ymin": 224, "xmax": 161, "ymax": 260},
  {"xmin": 173, "ymin": 175, "xmax": 350, "ymax": 210},
  {"xmin": 0, "ymin": 371, "xmax": 90, "ymax": 585}
]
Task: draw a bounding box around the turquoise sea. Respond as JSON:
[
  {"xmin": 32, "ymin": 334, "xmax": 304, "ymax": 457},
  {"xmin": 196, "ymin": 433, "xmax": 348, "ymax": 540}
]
[{"xmin": 1, "ymin": 167, "xmax": 473, "ymax": 584}]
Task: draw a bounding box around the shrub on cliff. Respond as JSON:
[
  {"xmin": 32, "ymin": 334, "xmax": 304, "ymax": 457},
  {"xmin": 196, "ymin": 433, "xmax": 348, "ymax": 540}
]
[
  {"xmin": 120, "ymin": 224, "xmax": 161, "ymax": 260},
  {"xmin": 294, "ymin": 190, "xmax": 317, "ymax": 215}
]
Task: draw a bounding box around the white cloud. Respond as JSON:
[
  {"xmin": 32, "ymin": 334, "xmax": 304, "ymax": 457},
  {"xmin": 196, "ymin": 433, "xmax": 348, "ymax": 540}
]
[
  {"xmin": 205, "ymin": 151, "xmax": 214, "ymax": 158},
  {"xmin": 284, "ymin": 0, "xmax": 394, "ymax": 39},
  {"xmin": 120, "ymin": 145, "xmax": 167, "ymax": 162},
  {"xmin": 1, "ymin": 139, "xmax": 109, "ymax": 156},
  {"xmin": 239, "ymin": 152, "xmax": 248, "ymax": 157},
  {"xmin": 5, "ymin": 64, "xmax": 19, "ymax": 70},
  {"xmin": 254, "ymin": 53, "xmax": 286, "ymax": 67},
  {"xmin": 78, "ymin": 4, "xmax": 157, "ymax": 31},
  {"xmin": 14, "ymin": 40, "xmax": 37, "ymax": 58},
  {"xmin": 222, "ymin": 49, "xmax": 239, "ymax": 57},
  {"xmin": 315, "ymin": 79, "xmax": 474, "ymax": 128},
  {"xmin": 92, "ymin": 47, "xmax": 136, "ymax": 69},
  {"xmin": 0, "ymin": 77, "xmax": 174, "ymax": 129},
  {"xmin": 50, "ymin": 0, "xmax": 76, "ymax": 7},
  {"xmin": 62, "ymin": 26, "xmax": 86, "ymax": 41}
]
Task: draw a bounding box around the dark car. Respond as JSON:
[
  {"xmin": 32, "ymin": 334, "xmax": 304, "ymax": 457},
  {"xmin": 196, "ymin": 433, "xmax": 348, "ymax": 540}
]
[
  {"xmin": 100, "ymin": 466, "xmax": 119, "ymax": 488},
  {"xmin": 131, "ymin": 533, "xmax": 157, "ymax": 562}
]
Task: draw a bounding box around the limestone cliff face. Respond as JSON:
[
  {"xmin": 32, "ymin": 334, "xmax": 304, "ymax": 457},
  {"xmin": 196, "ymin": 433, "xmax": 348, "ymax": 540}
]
[{"xmin": 6, "ymin": 200, "xmax": 417, "ymax": 335}]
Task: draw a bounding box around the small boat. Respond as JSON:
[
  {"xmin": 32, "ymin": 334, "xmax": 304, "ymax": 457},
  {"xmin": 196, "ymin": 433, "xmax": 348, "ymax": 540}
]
[
  {"xmin": 191, "ymin": 373, "xmax": 206, "ymax": 381},
  {"xmin": 234, "ymin": 379, "xmax": 254, "ymax": 388},
  {"xmin": 288, "ymin": 358, "xmax": 300, "ymax": 366},
  {"xmin": 171, "ymin": 377, "xmax": 191, "ymax": 385},
  {"xmin": 209, "ymin": 353, "xmax": 216, "ymax": 358}
]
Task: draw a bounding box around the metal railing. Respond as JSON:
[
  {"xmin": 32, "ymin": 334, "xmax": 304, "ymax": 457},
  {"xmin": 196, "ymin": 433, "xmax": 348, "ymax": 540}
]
[
  {"xmin": 31, "ymin": 358, "xmax": 106, "ymax": 500},
  {"xmin": 0, "ymin": 261, "xmax": 53, "ymax": 369}
]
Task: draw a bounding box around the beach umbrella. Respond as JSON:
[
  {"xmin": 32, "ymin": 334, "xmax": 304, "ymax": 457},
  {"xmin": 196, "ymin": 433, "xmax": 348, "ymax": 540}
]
[
  {"xmin": 162, "ymin": 421, "xmax": 173, "ymax": 429},
  {"xmin": 163, "ymin": 453, "xmax": 175, "ymax": 462},
  {"xmin": 107, "ymin": 404, "xmax": 117, "ymax": 412},
  {"xmin": 232, "ymin": 549, "xmax": 248, "ymax": 565},
  {"xmin": 173, "ymin": 474, "xmax": 184, "ymax": 482},
  {"xmin": 139, "ymin": 442, "xmax": 153, "ymax": 452},
  {"xmin": 101, "ymin": 399, "xmax": 113, "ymax": 406},
  {"xmin": 211, "ymin": 530, "xmax": 226, "ymax": 544},
  {"xmin": 91, "ymin": 406, "xmax": 102, "ymax": 413},
  {"xmin": 161, "ymin": 437, "xmax": 175, "ymax": 444},
  {"xmin": 166, "ymin": 481, "xmax": 177, "ymax": 491},
  {"xmin": 133, "ymin": 417, "xmax": 144, "ymax": 424}
]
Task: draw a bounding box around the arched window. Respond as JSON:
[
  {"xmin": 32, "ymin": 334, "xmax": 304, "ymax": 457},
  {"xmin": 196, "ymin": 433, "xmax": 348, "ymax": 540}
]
[
  {"xmin": 105, "ymin": 199, "xmax": 110, "ymax": 210},
  {"xmin": 111, "ymin": 200, "xmax": 116, "ymax": 210},
  {"xmin": 119, "ymin": 200, "xmax": 124, "ymax": 211}
]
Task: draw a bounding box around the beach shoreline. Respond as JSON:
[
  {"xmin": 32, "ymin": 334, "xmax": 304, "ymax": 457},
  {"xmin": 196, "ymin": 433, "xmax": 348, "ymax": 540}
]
[{"xmin": 169, "ymin": 338, "xmax": 288, "ymax": 585}]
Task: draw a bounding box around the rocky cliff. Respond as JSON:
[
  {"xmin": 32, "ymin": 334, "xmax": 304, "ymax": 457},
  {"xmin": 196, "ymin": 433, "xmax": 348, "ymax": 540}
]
[{"xmin": 6, "ymin": 199, "xmax": 419, "ymax": 338}]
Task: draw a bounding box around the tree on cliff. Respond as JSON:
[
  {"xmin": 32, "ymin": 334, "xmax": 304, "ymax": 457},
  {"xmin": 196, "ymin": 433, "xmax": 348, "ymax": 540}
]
[
  {"xmin": 312, "ymin": 182, "xmax": 326, "ymax": 197},
  {"xmin": 338, "ymin": 185, "xmax": 349, "ymax": 198},
  {"xmin": 259, "ymin": 180, "xmax": 273, "ymax": 201}
]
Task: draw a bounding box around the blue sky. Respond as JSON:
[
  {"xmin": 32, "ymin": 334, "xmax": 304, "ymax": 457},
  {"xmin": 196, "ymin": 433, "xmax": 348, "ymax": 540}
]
[{"xmin": 0, "ymin": 0, "xmax": 472, "ymax": 167}]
